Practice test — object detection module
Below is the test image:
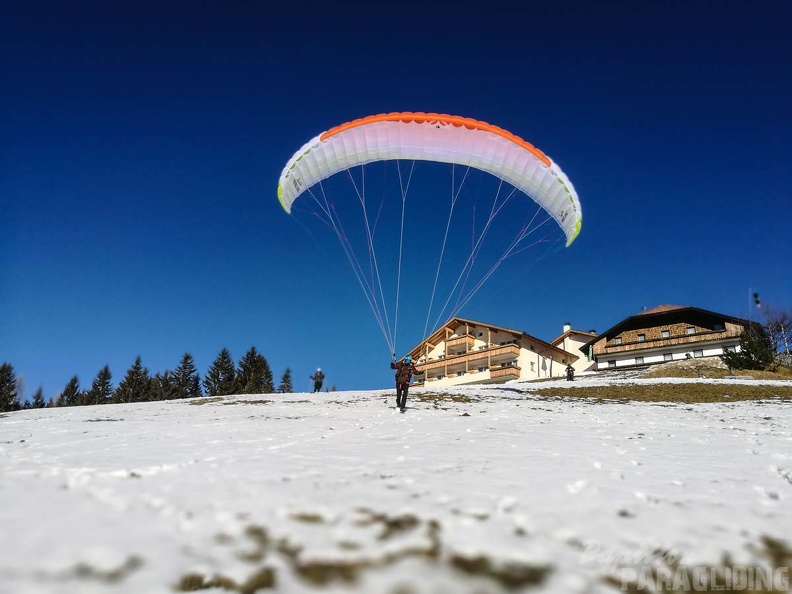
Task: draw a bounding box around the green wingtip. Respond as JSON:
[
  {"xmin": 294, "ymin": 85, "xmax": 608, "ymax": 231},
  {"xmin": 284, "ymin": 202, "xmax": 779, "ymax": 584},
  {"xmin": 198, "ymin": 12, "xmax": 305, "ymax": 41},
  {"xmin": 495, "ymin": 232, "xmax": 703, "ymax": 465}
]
[
  {"xmin": 277, "ymin": 184, "xmax": 291, "ymax": 213},
  {"xmin": 566, "ymin": 218, "xmax": 582, "ymax": 247}
]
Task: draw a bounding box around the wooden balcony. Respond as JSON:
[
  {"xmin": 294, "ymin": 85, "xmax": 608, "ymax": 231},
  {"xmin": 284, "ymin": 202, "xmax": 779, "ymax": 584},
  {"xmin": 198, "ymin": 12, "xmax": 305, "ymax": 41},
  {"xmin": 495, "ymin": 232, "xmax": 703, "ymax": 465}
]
[
  {"xmin": 446, "ymin": 334, "xmax": 476, "ymax": 350},
  {"xmin": 490, "ymin": 366, "xmax": 521, "ymax": 381},
  {"xmin": 594, "ymin": 328, "xmax": 742, "ymax": 355},
  {"xmin": 417, "ymin": 343, "xmax": 519, "ymax": 373},
  {"xmin": 487, "ymin": 343, "xmax": 520, "ymax": 362}
]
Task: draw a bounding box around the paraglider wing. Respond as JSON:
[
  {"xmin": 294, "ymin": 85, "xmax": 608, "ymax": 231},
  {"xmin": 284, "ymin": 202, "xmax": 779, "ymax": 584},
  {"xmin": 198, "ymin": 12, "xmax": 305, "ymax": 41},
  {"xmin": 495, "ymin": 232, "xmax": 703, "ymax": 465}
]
[{"xmin": 277, "ymin": 112, "xmax": 582, "ymax": 246}]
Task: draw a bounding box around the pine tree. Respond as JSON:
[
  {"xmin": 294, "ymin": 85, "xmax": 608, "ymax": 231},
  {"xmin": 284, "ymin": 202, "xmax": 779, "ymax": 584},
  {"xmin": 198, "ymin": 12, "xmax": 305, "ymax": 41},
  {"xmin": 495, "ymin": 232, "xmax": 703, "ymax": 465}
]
[
  {"xmin": 203, "ymin": 348, "xmax": 238, "ymax": 396},
  {"xmin": 278, "ymin": 367, "xmax": 293, "ymax": 393},
  {"xmin": 173, "ymin": 353, "xmax": 202, "ymax": 399},
  {"xmin": 84, "ymin": 366, "xmax": 113, "ymax": 406},
  {"xmin": 31, "ymin": 386, "xmax": 46, "ymax": 409},
  {"xmin": 60, "ymin": 376, "xmax": 82, "ymax": 407},
  {"xmin": 0, "ymin": 363, "xmax": 21, "ymax": 412},
  {"xmin": 237, "ymin": 347, "xmax": 274, "ymax": 394},
  {"xmin": 721, "ymin": 325, "xmax": 776, "ymax": 371},
  {"xmin": 262, "ymin": 357, "xmax": 274, "ymax": 393},
  {"xmin": 151, "ymin": 371, "xmax": 180, "ymax": 400},
  {"xmin": 113, "ymin": 357, "xmax": 151, "ymax": 403}
]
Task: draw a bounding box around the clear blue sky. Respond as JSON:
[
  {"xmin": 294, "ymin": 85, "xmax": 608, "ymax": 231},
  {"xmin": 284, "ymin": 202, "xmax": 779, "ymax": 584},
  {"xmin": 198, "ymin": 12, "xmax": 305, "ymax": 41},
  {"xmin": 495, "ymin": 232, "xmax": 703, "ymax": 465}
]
[{"xmin": 2, "ymin": 0, "xmax": 790, "ymax": 399}]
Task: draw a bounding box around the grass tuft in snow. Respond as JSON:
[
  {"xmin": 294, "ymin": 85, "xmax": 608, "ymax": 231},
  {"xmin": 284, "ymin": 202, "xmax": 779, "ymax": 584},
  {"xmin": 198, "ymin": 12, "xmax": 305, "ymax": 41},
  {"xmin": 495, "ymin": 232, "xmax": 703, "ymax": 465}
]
[
  {"xmin": 449, "ymin": 553, "xmax": 552, "ymax": 589},
  {"xmin": 290, "ymin": 511, "xmax": 327, "ymax": 524},
  {"xmin": 293, "ymin": 559, "xmax": 361, "ymax": 586},
  {"xmin": 71, "ymin": 555, "xmax": 144, "ymax": 583},
  {"xmin": 751, "ymin": 535, "xmax": 792, "ymax": 571},
  {"xmin": 414, "ymin": 392, "xmax": 478, "ymax": 409},
  {"xmin": 236, "ymin": 525, "xmax": 271, "ymax": 564},
  {"xmin": 355, "ymin": 508, "xmax": 421, "ymax": 540},
  {"xmin": 189, "ymin": 397, "xmax": 225, "ymax": 405},
  {"xmin": 175, "ymin": 567, "xmax": 275, "ymax": 593}
]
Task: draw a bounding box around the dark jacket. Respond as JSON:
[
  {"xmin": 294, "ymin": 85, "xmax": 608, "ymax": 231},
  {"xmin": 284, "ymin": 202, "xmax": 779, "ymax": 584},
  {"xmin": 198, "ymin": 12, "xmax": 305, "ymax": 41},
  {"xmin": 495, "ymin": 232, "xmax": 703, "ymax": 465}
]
[{"xmin": 390, "ymin": 360, "xmax": 422, "ymax": 385}]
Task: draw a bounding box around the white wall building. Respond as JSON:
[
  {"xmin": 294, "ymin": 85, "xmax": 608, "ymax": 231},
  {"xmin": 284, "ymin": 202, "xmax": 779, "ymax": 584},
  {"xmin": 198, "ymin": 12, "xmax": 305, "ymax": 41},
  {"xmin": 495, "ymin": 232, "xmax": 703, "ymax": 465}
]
[
  {"xmin": 408, "ymin": 317, "xmax": 577, "ymax": 387},
  {"xmin": 551, "ymin": 323, "xmax": 598, "ymax": 374}
]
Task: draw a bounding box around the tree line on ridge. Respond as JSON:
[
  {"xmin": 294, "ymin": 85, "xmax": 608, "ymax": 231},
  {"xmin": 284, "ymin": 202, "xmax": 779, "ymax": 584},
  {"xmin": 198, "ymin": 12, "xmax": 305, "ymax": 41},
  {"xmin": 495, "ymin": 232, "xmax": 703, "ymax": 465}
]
[{"xmin": 0, "ymin": 346, "xmax": 301, "ymax": 412}]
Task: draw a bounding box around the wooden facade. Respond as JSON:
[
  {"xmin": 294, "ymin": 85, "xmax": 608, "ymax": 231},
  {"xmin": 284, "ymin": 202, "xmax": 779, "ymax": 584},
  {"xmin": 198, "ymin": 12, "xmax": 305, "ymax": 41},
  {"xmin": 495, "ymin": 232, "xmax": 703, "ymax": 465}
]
[{"xmin": 583, "ymin": 305, "xmax": 761, "ymax": 369}]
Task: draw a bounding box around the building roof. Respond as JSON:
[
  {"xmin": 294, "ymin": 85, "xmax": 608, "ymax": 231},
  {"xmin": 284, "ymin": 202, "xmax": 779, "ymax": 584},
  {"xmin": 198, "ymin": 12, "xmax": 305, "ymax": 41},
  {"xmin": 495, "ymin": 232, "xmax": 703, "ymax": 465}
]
[
  {"xmin": 635, "ymin": 304, "xmax": 686, "ymax": 315},
  {"xmin": 551, "ymin": 328, "xmax": 598, "ymax": 347}
]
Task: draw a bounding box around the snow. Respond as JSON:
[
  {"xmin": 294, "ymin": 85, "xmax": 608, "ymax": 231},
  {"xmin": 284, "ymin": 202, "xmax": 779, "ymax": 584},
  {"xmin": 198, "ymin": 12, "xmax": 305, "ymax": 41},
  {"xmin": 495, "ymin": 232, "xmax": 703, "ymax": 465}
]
[{"xmin": 1, "ymin": 375, "xmax": 790, "ymax": 593}]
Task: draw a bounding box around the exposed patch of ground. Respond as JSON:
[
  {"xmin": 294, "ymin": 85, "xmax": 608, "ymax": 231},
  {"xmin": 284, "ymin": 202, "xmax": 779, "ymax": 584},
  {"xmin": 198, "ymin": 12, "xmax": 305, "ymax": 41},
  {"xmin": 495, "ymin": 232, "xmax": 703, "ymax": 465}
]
[
  {"xmin": 188, "ymin": 397, "xmax": 225, "ymax": 406},
  {"xmin": 175, "ymin": 511, "xmax": 550, "ymax": 592},
  {"xmin": 640, "ymin": 358, "xmax": 792, "ymax": 381},
  {"xmin": 414, "ymin": 392, "xmax": 477, "ymax": 406},
  {"xmin": 503, "ymin": 359, "xmax": 792, "ymax": 403},
  {"xmin": 531, "ymin": 383, "xmax": 792, "ymax": 403},
  {"xmin": 174, "ymin": 514, "xmax": 791, "ymax": 593}
]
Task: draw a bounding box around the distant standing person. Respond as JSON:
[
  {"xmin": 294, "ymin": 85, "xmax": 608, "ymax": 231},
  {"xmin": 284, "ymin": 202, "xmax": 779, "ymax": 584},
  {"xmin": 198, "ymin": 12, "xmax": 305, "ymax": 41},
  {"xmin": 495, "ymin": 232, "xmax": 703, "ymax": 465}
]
[
  {"xmin": 310, "ymin": 368, "xmax": 325, "ymax": 392},
  {"xmin": 566, "ymin": 364, "xmax": 575, "ymax": 381},
  {"xmin": 390, "ymin": 355, "xmax": 423, "ymax": 412}
]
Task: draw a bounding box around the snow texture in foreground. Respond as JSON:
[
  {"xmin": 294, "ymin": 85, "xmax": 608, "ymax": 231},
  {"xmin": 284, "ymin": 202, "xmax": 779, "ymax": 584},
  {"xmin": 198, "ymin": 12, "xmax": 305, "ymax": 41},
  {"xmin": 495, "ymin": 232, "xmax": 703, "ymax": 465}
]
[{"xmin": 1, "ymin": 377, "xmax": 790, "ymax": 593}]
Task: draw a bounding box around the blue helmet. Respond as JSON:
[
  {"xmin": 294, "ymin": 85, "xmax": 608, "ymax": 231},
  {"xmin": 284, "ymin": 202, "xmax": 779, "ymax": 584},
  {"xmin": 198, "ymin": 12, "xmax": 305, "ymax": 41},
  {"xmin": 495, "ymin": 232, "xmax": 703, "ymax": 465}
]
[{"xmin": 404, "ymin": 355, "xmax": 412, "ymax": 363}]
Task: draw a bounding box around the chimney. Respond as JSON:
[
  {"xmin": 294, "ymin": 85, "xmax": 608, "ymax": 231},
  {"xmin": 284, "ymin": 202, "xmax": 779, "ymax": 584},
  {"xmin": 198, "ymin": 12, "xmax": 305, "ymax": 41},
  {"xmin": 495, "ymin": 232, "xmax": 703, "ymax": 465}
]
[{"xmin": 563, "ymin": 322, "xmax": 571, "ymax": 333}]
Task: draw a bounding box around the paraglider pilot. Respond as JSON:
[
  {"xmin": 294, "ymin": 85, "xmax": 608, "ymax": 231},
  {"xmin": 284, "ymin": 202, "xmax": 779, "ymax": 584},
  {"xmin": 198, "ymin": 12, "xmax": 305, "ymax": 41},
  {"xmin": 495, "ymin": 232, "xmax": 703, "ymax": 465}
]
[
  {"xmin": 390, "ymin": 354, "xmax": 424, "ymax": 411},
  {"xmin": 310, "ymin": 368, "xmax": 325, "ymax": 393}
]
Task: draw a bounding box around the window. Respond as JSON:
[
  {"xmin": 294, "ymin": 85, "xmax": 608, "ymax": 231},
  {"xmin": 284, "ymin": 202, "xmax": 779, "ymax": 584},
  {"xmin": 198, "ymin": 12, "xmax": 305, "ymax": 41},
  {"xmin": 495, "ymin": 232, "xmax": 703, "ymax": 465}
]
[
  {"xmin": 714, "ymin": 323, "xmax": 724, "ymax": 331},
  {"xmin": 478, "ymin": 366, "xmax": 488, "ymax": 372},
  {"xmin": 530, "ymin": 362, "xmax": 535, "ymax": 371},
  {"xmin": 608, "ymin": 360, "xmax": 616, "ymax": 368},
  {"xmin": 635, "ymin": 356, "xmax": 644, "ymax": 365},
  {"xmin": 693, "ymin": 350, "xmax": 703, "ymax": 358},
  {"xmin": 478, "ymin": 332, "xmax": 484, "ymax": 337},
  {"xmin": 638, "ymin": 334, "xmax": 645, "ymax": 342},
  {"xmin": 662, "ymin": 330, "xmax": 670, "ymax": 338},
  {"xmin": 614, "ymin": 337, "xmax": 622, "ymax": 345},
  {"xmin": 686, "ymin": 327, "xmax": 696, "ymax": 335},
  {"xmin": 664, "ymin": 353, "xmax": 673, "ymax": 361}
]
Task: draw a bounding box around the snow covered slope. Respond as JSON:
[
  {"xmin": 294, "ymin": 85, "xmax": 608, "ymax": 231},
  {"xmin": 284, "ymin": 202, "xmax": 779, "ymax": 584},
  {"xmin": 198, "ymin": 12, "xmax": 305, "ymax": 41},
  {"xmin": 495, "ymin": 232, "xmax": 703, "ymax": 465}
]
[{"xmin": 1, "ymin": 377, "xmax": 790, "ymax": 593}]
